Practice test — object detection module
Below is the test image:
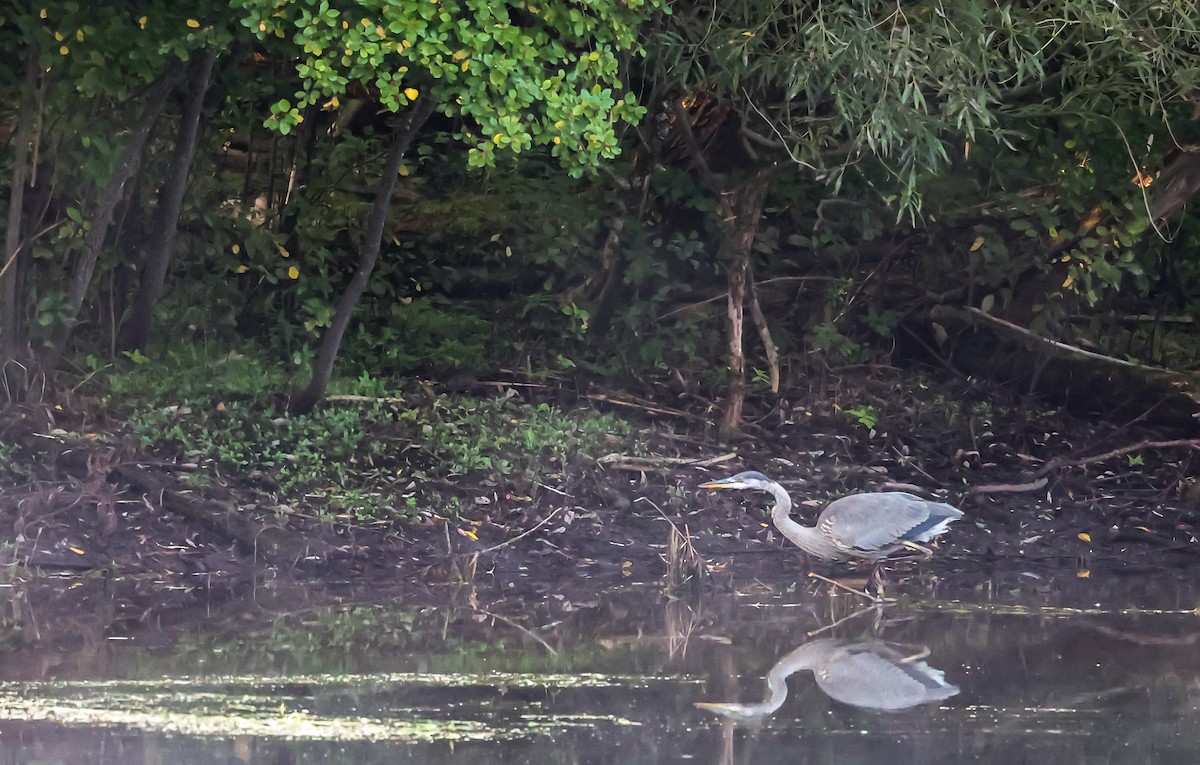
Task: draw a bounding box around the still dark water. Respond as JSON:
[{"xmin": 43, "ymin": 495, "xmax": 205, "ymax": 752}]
[{"xmin": 0, "ymin": 563, "xmax": 1198, "ymax": 764}]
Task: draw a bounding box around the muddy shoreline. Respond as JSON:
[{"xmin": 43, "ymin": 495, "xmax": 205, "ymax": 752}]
[{"xmin": 2, "ymin": 373, "xmax": 1199, "ymax": 651}]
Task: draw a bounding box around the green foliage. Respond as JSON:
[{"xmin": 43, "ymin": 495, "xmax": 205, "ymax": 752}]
[
  {"xmin": 28, "ymin": 3, "xmax": 231, "ymax": 96},
  {"xmin": 233, "ymin": 0, "xmax": 664, "ymax": 173},
  {"xmin": 839, "ymin": 404, "xmax": 878, "ymax": 431},
  {"xmin": 354, "ymin": 298, "xmax": 494, "ymax": 377},
  {"xmin": 657, "ymin": 0, "xmax": 1200, "ymax": 215},
  {"xmin": 423, "ymin": 398, "xmax": 629, "ymax": 477},
  {"xmin": 93, "ymin": 348, "xmax": 631, "ymax": 520},
  {"xmin": 810, "ymin": 321, "xmax": 868, "ymax": 365}
]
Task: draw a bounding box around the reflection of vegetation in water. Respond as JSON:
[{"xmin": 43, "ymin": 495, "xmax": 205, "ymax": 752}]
[
  {"xmin": 116, "ymin": 600, "xmax": 674, "ymax": 681},
  {"xmin": 88, "ymin": 349, "xmax": 633, "ymax": 520},
  {"xmin": 0, "ymin": 672, "xmax": 658, "ymax": 741}
]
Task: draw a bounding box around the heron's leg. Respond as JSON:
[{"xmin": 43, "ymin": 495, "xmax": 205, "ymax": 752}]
[
  {"xmin": 808, "ymin": 571, "xmax": 874, "ymax": 601},
  {"xmin": 869, "ymin": 563, "xmax": 888, "ymax": 600}
]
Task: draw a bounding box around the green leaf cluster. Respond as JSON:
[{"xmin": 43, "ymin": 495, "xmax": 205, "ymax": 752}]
[{"xmin": 233, "ymin": 0, "xmax": 663, "ymax": 172}]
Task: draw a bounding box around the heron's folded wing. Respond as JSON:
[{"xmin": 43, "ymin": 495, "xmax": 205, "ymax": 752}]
[
  {"xmin": 815, "ymin": 652, "xmax": 931, "ymax": 710},
  {"xmin": 818, "ymin": 495, "xmax": 929, "ymax": 551}
]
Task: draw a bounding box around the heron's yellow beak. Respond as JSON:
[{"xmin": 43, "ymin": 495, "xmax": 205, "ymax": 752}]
[{"xmin": 698, "ymin": 480, "xmax": 735, "ymax": 489}]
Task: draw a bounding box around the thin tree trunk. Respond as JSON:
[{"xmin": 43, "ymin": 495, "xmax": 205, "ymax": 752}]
[
  {"xmin": 49, "ymin": 59, "xmax": 182, "ymax": 366},
  {"xmin": 746, "ymin": 261, "xmax": 779, "ymax": 392},
  {"xmin": 719, "ymin": 168, "xmax": 773, "ymax": 439},
  {"xmin": 585, "ymin": 216, "xmax": 626, "ymax": 336},
  {"xmin": 119, "ymin": 49, "xmax": 217, "ymax": 353},
  {"xmin": 2, "ymin": 35, "xmax": 39, "ymax": 374},
  {"xmin": 289, "ymin": 98, "xmax": 436, "ymax": 415}
]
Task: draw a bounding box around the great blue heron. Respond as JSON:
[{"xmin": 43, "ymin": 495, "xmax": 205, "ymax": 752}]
[
  {"xmin": 699, "ymin": 471, "xmax": 963, "ymax": 564},
  {"xmin": 695, "ymin": 638, "xmax": 959, "ymax": 721}
]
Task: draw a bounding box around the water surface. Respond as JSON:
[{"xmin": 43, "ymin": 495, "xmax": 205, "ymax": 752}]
[{"xmin": 1, "ymin": 564, "xmax": 1198, "ymax": 764}]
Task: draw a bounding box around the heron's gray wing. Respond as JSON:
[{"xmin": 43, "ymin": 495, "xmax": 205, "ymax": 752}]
[
  {"xmin": 818, "ymin": 494, "xmax": 929, "ymax": 551},
  {"xmin": 815, "ymin": 652, "xmax": 938, "ymax": 711}
]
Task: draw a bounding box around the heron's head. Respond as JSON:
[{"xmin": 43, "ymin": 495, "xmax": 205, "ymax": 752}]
[{"xmin": 699, "ymin": 470, "xmax": 775, "ymax": 491}]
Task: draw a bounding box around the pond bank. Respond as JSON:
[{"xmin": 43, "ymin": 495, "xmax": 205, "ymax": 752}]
[{"xmin": 1, "ymin": 366, "xmax": 1198, "ymax": 629}]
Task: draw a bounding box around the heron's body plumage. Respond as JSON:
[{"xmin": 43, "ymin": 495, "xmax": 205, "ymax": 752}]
[{"xmin": 699, "ymin": 471, "xmax": 964, "ymax": 563}]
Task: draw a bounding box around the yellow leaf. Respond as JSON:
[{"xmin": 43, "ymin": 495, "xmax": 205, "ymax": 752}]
[
  {"xmin": 278, "ymin": 245, "xmax": 290, "ymax": 258},
  {"xmin": 404, "ymin": 87, "xmax": 419, "ymax": 100},
  {"xmin": 288, "ymin": 266, "xmax": 300, "ymax": 280},
  {"xmin": 742, "ymin": 30, "xmax": 755, "ymax": 36},
  {"xmin": 186, "ymin": 18, "xmax": 200, "ymax": 28},
  {"xmin": 361, "ymin": 18, "xmax": 372, "ymax": 26},
  {"xmin": 492, "ymin": 133, "xmax": 503, "ymax": 145},
  {"xmin": 59, "ymin": 44, "xmax": 69, "ymax": 55},
  {"xmin": 1062, "ymin": 275, "xmax": 1074, "ymax": 289},
  {"xmin": 258, "ymin": 21, "xmax": 267, "ymax": 32},
  {"xmin": 40, "ymin": 8, "xmax": 47, "ymax": 19},
  {"xmin": 398, "ymin": 165, "xmax": 410, "ymax": 177},
  {"xmin": 461, "ymin": 60, "xmax": 470, "ymax": 72},
  {"xmin": 552, "ymin": 136, "xmax": 561, "ymax": 145},
  {"xmin": 970, "ymin": 236, "xmax": 985, "ymax": 252},
  {"xmin": 1077, "ymin": 569, "xmax": 1091, "ymax": 579},
  {"xmin": 75, "ymin": 28, "xmax": 84, "ymax": 41},
  {"xmin": 138, "ymin": 15, "xmax": 147, "ymax": 28},
  {"xmin": 54, "ymin": 31, "xmax": 63, "ymax": 40},
  {"xmin": 235, "ymin": 265, "xmax": 249, "ymax": 274},
  {"xmin": 216, "ymin": 402, "xmax": 226, "ymax": 412},
  {"xmin": 231, "ymin": 244, "xmax": 241, "ymax": 255},
  {"xmin": 1077, "ymin": 532, "xmax": 1091, "ymax": 543},
  {"xmin": 69, "ymin": 547, "xmax": 86, "ymax": 555},
  {"xmin": 322, "ymin": 95, "xmax": 340, "ymax": 110},
  {"xmin": 341, "ymin": 20, "xmax": 349, "ymax": 29},
  {"xmin": 459, "ymin": 528, "xmax": 478, "ymax": 541}
]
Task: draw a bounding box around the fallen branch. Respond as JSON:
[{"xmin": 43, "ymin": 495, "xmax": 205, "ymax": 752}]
[
  {"xmin": 584, "ymin": 393, "xmax": 706, "ymax": 421},
  {"xmin": 961, "ymin": 306, "xmax": 1167, "ymax": 372},
  {"xmin": 1036, "ymin": 439, "xmax": 1200, "ymax": 477},
  {"xmin": 597, "ymin": 452, "xmax": 738, "ymax": 471},
  {"xmin": 476, "ymin": 506, "xmax": 563, "ymax": 556},
  {"xmin": 968, "ymin": 477, "xmax": 1050, "ymax": 496}
]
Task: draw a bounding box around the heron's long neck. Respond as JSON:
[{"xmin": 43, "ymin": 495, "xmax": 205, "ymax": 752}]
[
  {"xmin": 747, "ymin": 641, "xmax": 827, "ymax": 715},
  {"xmin": 766, "ymin": 484, "xmax": 840, "ymax": 559}
]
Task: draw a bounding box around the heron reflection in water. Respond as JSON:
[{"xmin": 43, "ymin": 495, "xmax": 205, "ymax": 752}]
[
  {"xmin": 699, "ymin": 471, "xmax": 963, "ymax": 595},
  {"xmin": 695, "ymin": 638, "xmax": 959, "ymax": 722}
]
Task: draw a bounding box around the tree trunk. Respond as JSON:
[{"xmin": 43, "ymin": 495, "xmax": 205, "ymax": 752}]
[
  {"xmin": 49, "ymin": 59, "xmax": 182, "ymax": 367},
  {"xmin": 1, "ymin": 36, "xmax": 39, "ymax": 379},
  {"xmin": 119, "ymin": 49, "xmax": 217, "ymax": 353},
  {"xmin": 289, "ymin": 98, "xmax": 436, "ymax": 415},
  {"xmin": 719, "ymin": 169, "xmax": 773, "ymax": 439}
]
